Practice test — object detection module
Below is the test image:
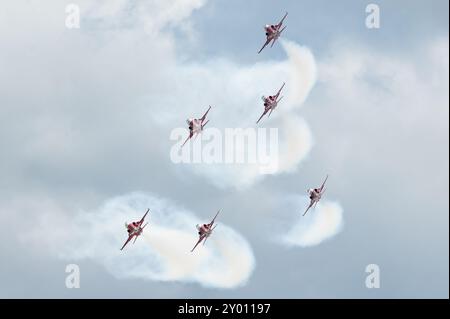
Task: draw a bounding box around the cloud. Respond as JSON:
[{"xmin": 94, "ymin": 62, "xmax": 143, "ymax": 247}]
[
  {"xmin": 166, "ymin": 40, "xmax": 317, "ymax": 189},
  {"xmin": 0, "ymin": 1, "xmax": 317, "ymax": 192},
  {"xmin": 26, "ymin": 192, "xmax": 255, "ymax": 289},
  {"xmin": 281, "ymin": 40, "xmax": 317, "ymax": 108},
  {"xmin": 275, "ymin": 196, "xmax": 344, "ymax": 248},
  {"xmin": 0, "ymin": 0, "xmax": 447, "ymax": 299},
  {"xmin": 310, "ymin": 36, "xmax": 449, "ymax": 180},
  {"xmin": 80, "ymin": 0, "xmax": 207, "ymax": 32}
]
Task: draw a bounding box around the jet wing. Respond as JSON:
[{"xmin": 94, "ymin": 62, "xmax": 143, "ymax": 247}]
[
  {"xmin": 138, "ymin": 209, "xmax": 150, "ymax": 226},
  {"xmin": 276, "ymin": 12, "xmax": 288, "ymax": 30},
  {"xmin": 181, "ymin": 130, "xmax": 194, "ymax": 148},
  {"xmin": 209, "ymin": 210, "xmax": 220, "ymax": 227},
  {"xmin": 200, "ymin": 105, "xmax": 212, "ymax": 122},
  {"xmin": 256, "ymin": 109, "xmax": 269, "ymax": 124},
  {"xmin": 319, "ymin": 175, "xmax": 329, "ymax": 192},
  {"xmin": 120, "ymin": 234, "xmax": 134, "ymax": 251},
  {"xmin": 258, "ymin": 38, "xmax": 271, "ymax": 54},
  {"xmin": 275, "ymin": 82, "xmax": 285, "ymax": 98},
  {"xmin": 303, "ymin": 199, "xmax": 315, "ymax": 216},
  {"xmin": 191, "ymin": 234, "xmax": 206, "ymax": 252}
]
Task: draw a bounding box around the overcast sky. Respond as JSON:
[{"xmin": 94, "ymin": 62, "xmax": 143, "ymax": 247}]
[{"xmin": 0, "ymin": 0, "xmax": 448, "ymax": 298}]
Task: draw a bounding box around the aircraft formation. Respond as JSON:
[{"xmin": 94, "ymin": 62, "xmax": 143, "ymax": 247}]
[{"xmin": 121, "ymin": 12, "xmax": 329, "ymax": 252}]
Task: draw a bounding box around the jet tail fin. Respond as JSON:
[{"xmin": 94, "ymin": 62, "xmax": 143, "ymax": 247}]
[
  {"xmin": 277, "ymin": 96, "xmax": 283, "ymax": 104},
  {"xmin": 270, "ymin": 38, "xmax": 277, "ymax": 48},
  {"xmin": 203, "ymin": 225, "xmax": 217, "ymax": 246}
]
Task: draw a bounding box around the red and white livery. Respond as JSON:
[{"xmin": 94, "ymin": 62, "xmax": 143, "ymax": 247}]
[
  {"xmin": 120, "ymin": 208, "xmax": 149, "ymax": 250},
  {"xmin": 182, "ymin": 106, "xmax": 212, "ymax": 147},
  {"xmin": 256, "ymin": 82, "xmax": 285, "ymax": 124},
  {"xmin": 258, "ymin": 12, "xmax": 288, "ymax": 54},
  {"xmin": 191, "ymin": 210, "xmax": 220, "ymax": 252},
  {"xmin": 303, "ymin": 175, "xmax": 328, "ymax": 216}
]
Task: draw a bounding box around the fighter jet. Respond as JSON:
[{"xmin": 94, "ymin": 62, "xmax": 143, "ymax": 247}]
[
  {"xmin": 303, "ymin": 175, "xmax": 328, "ymax": 216},
  {"xmin": 121, "ymin": 209, "xmax": 149, "ymax": 250},
  {"xmin": 256, "ymin": 82, "xmax": 285, "ymax": 124},
  {"xmin": 258, "ymin": 12, "xmax": 288, "ymax": 54},
  {"xmin": 191, "ymin": 210, "xmax": 220, "ymax": 252},
  {"xmin": 182, "ymin": 106, "xmax": 211, "ymax": 147}
]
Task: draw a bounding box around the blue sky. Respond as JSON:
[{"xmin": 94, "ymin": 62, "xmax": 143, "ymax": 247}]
[{"xmin": 0, "ymin": 0, "xmax": 448, "ymax": 298}]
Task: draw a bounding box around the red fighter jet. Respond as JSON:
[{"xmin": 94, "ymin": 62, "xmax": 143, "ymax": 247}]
[
  {"xmin": 258, "ymin": 12, "xmax": 288, "ymax": 54},
  {"xmin": 303, "ymin": 175, "xmax": 328, "ymax": 216},
  {"xmin": 191, "ymin": 210, "xmax": 220, "ymax": 252},
  {"xmin": 120, "ymin": 209, "xmax": 149, "ymax": 250},
  {"xmin": 181, "ymin": 106, "xmax": 212, "ymax": 148},
  {"xmin": 256, "ymin": 82, "xmax": 285, "ymax": 124}
]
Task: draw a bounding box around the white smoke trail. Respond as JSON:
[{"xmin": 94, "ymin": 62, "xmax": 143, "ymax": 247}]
[
  {"xmin": 169, "ymin": 40, "xmax": 317, "ymax": 189},
  {"xmin": 279, "ymin": 40, "xmax": 318, "ymax": 110},
  {"xmin": 30, "ymin": 193, "xmax": 255, "ymax": 289},
  {"xmin": 277, "ymin": 197, "xmax": 344, "ymax": 247},
  {"xmin": 278, "ymin": 114, "xmax": 314, "ymax": 172}
]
